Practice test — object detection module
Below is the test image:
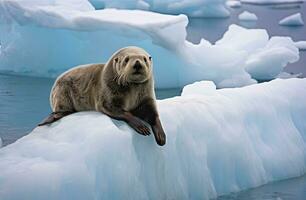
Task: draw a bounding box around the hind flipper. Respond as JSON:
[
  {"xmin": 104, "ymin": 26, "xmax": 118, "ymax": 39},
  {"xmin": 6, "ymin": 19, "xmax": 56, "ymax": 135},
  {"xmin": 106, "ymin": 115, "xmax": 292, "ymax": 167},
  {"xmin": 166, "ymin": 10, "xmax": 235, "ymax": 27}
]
[{"xmin": 38, "ymin": 111, "xmax": 74, "ymax": 126}]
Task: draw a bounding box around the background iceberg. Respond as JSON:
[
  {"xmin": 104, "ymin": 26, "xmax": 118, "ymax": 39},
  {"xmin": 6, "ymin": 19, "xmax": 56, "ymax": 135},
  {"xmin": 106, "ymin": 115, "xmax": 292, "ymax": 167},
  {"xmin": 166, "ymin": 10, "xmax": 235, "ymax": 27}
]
[
  {"xmin": 88, "ymin": 0, "xmax": 230, "ymax": 18},
  {"xmin": 279, "ymin": 13, "xmax": 304, "ymax": 26},
  {"xmin": 0, "ymin": 78, "xmax": 306, "ymax": 200},
  {"xmin": 238, "ymin": 11, "xmax": 258, "ymax": 21},
  {"xmin": 0, "ymin": 1, "xmax": 300, "ymax": 88}
]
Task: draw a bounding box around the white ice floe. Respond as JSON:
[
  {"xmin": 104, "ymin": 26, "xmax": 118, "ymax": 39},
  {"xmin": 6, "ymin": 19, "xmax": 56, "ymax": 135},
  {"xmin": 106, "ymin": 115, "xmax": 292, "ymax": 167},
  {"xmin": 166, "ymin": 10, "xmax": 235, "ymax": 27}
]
[
  {"xmin": 216, "ymin": 26, "xmax": 299, "ymax": 81},
  {"xmin": 0, "ymin": 1, "xmax": 300, "ymax": 88},
  {"xmin": 89, "ymin": 0, "xmax": 230, "ymax": 18},
  {"xmin": 238, "ymin": 11, "xmax": 258, "ymax": 21},
  {"xmin": 0, "ymin": 78, "xmax": 306, "ymax": 200},
  {"xmin": 241, "ymin": 0, "xmax": 305, "ymax": 4},
  {"xmin": 244, "ymin": 37, "xmax": 299, "ymax": 80},
  {"xmin": 226, "ymin": 0, "xmax": 242, "ymax": 8},
  {"xmin": 279, "ymin": 13, "xmax": 304, "ymax": 26},
  {"xmin": 294, "ymin": 41, "xmax": 306, "ymax": 51}
]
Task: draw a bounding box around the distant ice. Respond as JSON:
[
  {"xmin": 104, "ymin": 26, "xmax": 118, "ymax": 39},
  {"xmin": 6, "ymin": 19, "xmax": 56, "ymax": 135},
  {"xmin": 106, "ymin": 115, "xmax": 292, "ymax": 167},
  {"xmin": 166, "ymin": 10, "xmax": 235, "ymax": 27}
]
[
  {"xmin": 238, "ymin": 11, "xmax": 258, "ymax": 21},
  {"xmin": 88, "ymin": 0, "xmax": 230, "ymax": 18},
  {"xmin": 226, "ymin": 0, "xmax": 242, "ymax": 8},
  {"xmin": 276, "ymin": 71, "xmax": 302, "ymax": 78},
  {"xmin": 0, "ymin": 137, "xmax": 2, "ymax": 148},
  {"xmin": 0, "ymin": 1, "xmax": 300, "ymax": 88},
  {"xmin": 294, "ymin": 41, "xmax": 306, "ymax": 50},
  {"xmin": 279, "ymin": 13, "xmax": 304, "ymax": 26},
  {"xmin": 0, "ymin": 78, "xmax": 306, "ymax": 200},
  {"xmin": 241, "ymin": 0, "xmax": 305, "ymax": 4}
]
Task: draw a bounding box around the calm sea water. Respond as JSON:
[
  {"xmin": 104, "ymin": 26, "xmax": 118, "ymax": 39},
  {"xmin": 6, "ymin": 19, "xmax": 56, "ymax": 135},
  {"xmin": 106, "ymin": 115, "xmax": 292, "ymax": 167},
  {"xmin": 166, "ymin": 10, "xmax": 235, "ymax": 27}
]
[{"xmin": 0, "ymin": 2, "xmax": 306, "ymax": 199}]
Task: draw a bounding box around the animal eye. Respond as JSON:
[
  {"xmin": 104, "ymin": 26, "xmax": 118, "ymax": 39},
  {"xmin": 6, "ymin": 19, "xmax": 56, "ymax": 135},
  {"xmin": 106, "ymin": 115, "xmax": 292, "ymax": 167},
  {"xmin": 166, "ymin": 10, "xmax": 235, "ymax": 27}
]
[
  {"xmin": 125, "ymin": 57, "xmax": 129, "ymax": 63},
  {"xmin": 149, "ymin": 56, "xmax": 152, "ymax": 61},
  {"xmin": 144, "ymin": 57, "xmax": 147, "ymax": 63}
]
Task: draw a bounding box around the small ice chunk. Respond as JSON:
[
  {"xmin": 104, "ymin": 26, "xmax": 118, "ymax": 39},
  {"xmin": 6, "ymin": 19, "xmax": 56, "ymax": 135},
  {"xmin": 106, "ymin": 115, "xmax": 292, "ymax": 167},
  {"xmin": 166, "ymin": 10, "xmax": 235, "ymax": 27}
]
[
  {"xmin": 294, "ymin": 41, "xmax": 306, "ymax": 51},
  {"xmin": 238, "ymin": 11, "xmax": 258, "ymax": 21},
  {"xmin": 226, "ymin": 0, "xmax": 242, "ymax": 8},
  {"xmin": 279, "ymin": 13, "xmax": 304, "ymax": 26}
]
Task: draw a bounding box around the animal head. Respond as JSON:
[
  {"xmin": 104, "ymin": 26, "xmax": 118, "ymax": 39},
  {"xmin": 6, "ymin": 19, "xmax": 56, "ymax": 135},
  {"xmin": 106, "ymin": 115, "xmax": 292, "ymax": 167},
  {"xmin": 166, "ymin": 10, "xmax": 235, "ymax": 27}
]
[{"xmin": 110, "ymin": 46, "xmax": 153, "ymax": 85}]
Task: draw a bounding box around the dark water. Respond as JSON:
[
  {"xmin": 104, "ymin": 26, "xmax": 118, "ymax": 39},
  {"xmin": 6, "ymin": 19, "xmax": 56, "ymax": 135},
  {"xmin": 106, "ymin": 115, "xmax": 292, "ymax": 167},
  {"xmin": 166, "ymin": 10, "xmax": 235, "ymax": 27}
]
[{"xmin": 0, "ymin": 2, "xmax": 306, "ymax": 200}]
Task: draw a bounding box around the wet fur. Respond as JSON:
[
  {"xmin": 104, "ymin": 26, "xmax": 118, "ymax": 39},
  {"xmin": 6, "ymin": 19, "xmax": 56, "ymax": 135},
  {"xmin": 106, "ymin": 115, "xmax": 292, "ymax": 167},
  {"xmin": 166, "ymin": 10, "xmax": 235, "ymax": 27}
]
[{"xmin": 38, "ymin": 47, "xmax": 166, "ymax": 146}]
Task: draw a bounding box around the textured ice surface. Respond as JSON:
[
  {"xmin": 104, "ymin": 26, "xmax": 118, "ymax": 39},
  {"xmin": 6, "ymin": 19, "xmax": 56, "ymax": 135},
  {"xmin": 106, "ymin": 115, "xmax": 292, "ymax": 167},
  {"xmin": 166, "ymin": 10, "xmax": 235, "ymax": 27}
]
[
  {"xmin": 88, "ymin": 0, "xmax": 230, "ymax": 18},
  {"xmin": 0, "ymin": 1, "xmax": 300, "ymax": 88},
  {"xmin": 279, "ymin": 13, "xmax": 304, "ymax": 26},
  {"xmin": 241, "ymin": 0, "xmax": 305, "ymax": 4},
  {"xmin": 295, "ymin": 41, "xmax": 306, "ymax": 50},
  {"xmin": 238, "ymin": 11, "xmax": 258, "ymax": 21},
  {"xmin": 0, "ymin": 78, "xmax": 306, "ymax": 200}
]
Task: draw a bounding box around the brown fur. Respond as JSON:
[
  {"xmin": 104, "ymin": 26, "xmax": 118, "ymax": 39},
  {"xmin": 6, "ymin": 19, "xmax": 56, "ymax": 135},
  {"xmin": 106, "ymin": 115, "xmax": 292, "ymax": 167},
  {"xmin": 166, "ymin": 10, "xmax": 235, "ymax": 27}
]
[{"xmin": 38, "ymin": 46, "xmax": 166, "ymax": 146}]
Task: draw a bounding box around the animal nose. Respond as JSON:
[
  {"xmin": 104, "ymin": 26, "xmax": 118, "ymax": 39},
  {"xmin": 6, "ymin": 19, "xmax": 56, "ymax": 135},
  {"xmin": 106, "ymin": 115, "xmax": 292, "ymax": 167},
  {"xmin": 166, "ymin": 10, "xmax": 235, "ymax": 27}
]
[{"xmin": 133, "ymin": 60, "xmax": 142, "ymax": 71}]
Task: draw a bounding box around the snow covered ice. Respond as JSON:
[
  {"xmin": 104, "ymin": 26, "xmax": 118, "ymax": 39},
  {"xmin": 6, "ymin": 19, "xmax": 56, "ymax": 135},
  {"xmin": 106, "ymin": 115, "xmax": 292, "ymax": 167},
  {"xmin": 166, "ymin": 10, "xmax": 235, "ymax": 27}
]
[
  {"xmin": 0, "ymin": 78, "xmax": 306, "ymax": 200},
  {"xmin": 238, "ymin": 11, "xmax": 258, "ymax": 21},
  {"xmin": 279, "ymin": 13, "xmax": 304, "ymax": 26},
  {"xmin": 0, "ymin": 0, "xmax": 300, "ymax": 88},
  {"xmin": 88, "ymin": 0, "xmax": 230, "ymax": 18}
]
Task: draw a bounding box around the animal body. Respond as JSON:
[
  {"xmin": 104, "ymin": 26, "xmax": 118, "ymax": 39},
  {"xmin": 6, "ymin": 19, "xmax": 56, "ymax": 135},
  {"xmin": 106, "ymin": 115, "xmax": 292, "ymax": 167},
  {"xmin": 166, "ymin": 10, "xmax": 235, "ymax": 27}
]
[{"xmin": 38, "ymin": 46, "xmax": 166, "ymax": 146}]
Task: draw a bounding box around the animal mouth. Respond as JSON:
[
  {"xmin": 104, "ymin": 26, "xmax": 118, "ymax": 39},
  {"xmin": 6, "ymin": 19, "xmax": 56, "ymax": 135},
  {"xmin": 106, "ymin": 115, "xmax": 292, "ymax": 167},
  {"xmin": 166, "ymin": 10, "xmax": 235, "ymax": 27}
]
[{"xmin": 133, "ymin": 71, "xmax": 142, "ymax": 75}]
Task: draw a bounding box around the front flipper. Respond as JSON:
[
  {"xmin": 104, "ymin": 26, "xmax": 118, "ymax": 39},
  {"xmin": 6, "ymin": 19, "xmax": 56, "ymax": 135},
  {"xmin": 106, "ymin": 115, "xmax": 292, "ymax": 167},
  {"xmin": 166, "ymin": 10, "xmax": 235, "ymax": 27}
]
[
  {"xmin": 152, "ymin": 118, "xmax": 166, "ymax": 146},
  {"xmin": 125, "ymin": 114, "xmax": 151, "ymax": 136},
  {"xmin": 131, "ymin": 98, "xmax": 166, "ymax": 146},
  {"xmin": 100, "ymin": 108, "xmax": 151, "ymax": 136}
]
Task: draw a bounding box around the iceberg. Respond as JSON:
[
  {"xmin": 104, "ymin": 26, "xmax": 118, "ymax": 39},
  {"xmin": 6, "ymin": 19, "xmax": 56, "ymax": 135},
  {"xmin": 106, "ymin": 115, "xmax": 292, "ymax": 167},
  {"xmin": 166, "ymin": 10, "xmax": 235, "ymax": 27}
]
[
  {"xmin": 88, "ymin": 0, "xmax": 230, "ymax": 18},
  {"xmin": 279, "ymin": 13, "xmax": 304, "ymax": 26},
  {"xmin": 244, "ymin": 37, "xmax": 299, "ymax": 80},
  {"xmin": 0, "ymin": 0, "xmax": 300, "ymax": 88},
  {"xmin": 0, "ymin": 78, "xmax": 306, "ymax": 200},
  {"xmin": 238, "ymin": 11, "xmax": 258, "ymax": 21}
]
